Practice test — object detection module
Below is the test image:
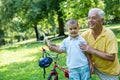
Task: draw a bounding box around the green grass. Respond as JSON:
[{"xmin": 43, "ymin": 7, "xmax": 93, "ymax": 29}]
[{"xmin": 0, "ymin": 24, "xmax": 120, "ymax": 80}]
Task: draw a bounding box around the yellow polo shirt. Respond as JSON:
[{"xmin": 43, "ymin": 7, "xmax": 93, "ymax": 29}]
[{"xmin": 81, "ymin": 27, "xmax": 120, "ymax": 75}]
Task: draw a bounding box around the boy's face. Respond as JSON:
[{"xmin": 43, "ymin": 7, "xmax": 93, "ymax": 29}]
[{"xmin": 67, "ymin": 24, "xmax": 79, "ymax": 38}]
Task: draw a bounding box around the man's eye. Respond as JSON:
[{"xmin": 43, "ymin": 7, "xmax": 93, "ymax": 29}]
[
  {"xmin": 93, "ymin": 17, "xmax": 96, "ymax": 19},
  {"xmin": 88, "ymin": 17, "xmax": 96, "ymax": 20}
]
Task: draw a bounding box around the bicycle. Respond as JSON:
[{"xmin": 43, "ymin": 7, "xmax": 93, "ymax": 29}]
[{"xmin": 39, "ymin": 47, "xmax": 69, "ymax": 80}]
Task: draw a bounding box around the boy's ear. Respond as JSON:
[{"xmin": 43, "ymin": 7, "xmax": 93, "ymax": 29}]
[{"xmin": 66, "ymin": 27, "xmax": 69, "ymax": 32}]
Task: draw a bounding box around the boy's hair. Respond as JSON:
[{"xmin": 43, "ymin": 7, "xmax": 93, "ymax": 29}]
[
  {"xmin": 88, "ymin": 8, "xmax": 105, "ymax": 19},
  {"xmin": 66, "ymin": 19, "xmax": 79, "ymax": 28}
]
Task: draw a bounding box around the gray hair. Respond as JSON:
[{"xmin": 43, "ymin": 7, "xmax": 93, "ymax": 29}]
[{"xmin": 88, "ymin": 8, "xmax": 105, "ymax": 19}]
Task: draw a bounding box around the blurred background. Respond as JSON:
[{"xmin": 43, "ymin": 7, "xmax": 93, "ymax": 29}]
[
  {"xmin": 0, "ymin": 0, "xmax": 120, "ymax": 45},
  {"xmin": 0, "ymin": 0, "xmax": 120, "ymax": 80}
]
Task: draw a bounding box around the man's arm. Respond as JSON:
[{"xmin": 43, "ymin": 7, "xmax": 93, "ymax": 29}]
[
  {"xmin": 85, "ymin": 53, "xmax": 94, "ymax": 74},
  {"xmin": 80, "ymin": 44, "xmax": 115, "ymax": 62}
]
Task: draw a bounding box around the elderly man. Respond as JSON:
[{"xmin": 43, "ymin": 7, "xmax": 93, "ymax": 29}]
[{"xmin": 80, "ymin": 8, "xmax": 120, "ymax": 80}]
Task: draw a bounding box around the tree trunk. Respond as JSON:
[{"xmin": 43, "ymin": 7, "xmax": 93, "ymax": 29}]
[
  {"xmin": 33, "ymin": 25, "xmax": 39, "ymax": 41},
  {"xmin": 0, "ymin": 29, "xmax": 5, "ymax": 46},
  {"xmin": 57, "ymin": 10, "xmax": 65, "ymax": 36}
]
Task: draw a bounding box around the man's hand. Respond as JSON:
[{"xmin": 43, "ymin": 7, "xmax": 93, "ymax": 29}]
[
  {"xmin": 80, "ymin": 44, "xmax": 90, "ymax": 52},
  {"xmin": 89, "ymin": 63, "xmax": 94, "ymax": 74}
]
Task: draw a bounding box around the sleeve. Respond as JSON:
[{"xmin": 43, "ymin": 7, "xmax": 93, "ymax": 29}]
[
  {"xmin": 60, "ymin": 40, "xmax": 66, "ymax": 52},
  {"xmin": 79, "ymin": 35, "xmax": 87, "ymax": 45},
  {"xmin": 81, "ymin": 37, "xmax": 87, "ymax": 45},
  {"xmin": 106, "ymin": 31, "xmax": 118, "ymax": 54}
]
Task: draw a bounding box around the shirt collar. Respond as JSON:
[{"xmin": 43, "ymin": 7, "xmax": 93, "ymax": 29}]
[
  {"xmin": 68, "ymin": 35, "xmax": 80, "ymax": 40},
  {"xmin": 100, "ymin": 27, "xmax": 106, "ymax": 37},
  {"xmin": 90, "ymin": 27, "xmax": 106, "ymax": 37}
]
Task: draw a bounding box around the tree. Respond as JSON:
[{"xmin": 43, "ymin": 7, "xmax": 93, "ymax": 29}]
[
  {"xmin": 104, "ymin": 0, "xmax": 120, "ymax": 23},
  {"xmin": 0, "ymin": 0, "xmax": 119, "ymax": 43},
  {"xmin": 44, "ymin": 0, "xmax": 65, "ymax": 36},
  {"xmin": 0, "ymin": 28, "xmax": 5, "ymax": 46}
]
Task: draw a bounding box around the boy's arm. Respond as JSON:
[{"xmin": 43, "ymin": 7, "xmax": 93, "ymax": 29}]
[
  {"xmin": 48, "ymin": 44, "xmax": 64, "ymax": 53},
  {"xmin": 44, "ymin": 39, "xmax": 65, "ymax": 53}
]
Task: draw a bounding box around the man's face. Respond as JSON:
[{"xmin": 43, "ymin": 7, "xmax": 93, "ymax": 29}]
[
  {"xmin": 88, "ymin": 11, "xmax": 103, "ymax": 30},
  {"xmin": 67, "ymin": 24, "xmax": 79, "ymax": 38}
]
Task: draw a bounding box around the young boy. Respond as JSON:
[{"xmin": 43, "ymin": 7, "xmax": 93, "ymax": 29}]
[{"xmin": 46, "ymin": 19, "xmax": 92, "ymax": 80}]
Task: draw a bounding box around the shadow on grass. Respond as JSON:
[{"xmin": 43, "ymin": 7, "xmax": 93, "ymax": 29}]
[
  {"xmin": 0, "ymin": 41, "xmax": 44, "ymax": 51},
  {"xmin": 0, "ymin": 37, "xmax": 64, "ymax": 51}
]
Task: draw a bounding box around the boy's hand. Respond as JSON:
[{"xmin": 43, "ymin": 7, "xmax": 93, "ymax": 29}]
[
  {"xmin": 42, "ymin": 32, "xmax": 51, "ymax": 47},
  {"xmin": 45, "ymin": 39, "xmax": 51, "ymax": 47},
  {"xmin": 48, "ymin": 45, "xmax": 56, "ymax": 52}
]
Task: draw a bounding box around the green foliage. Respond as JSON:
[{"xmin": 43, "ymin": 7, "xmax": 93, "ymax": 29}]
[
  {"xmin": 60, "ymin": 0, "xmax": 105, "ymax": 28},
  {"xmin": 60, "ymin": 0, "xmax": 104, "ymax": 20},
  {"xmin": 104, "ymin": 0, "xmax": 120, "ymax": 23},
  {"xmin": 0, "ymin": 0, "xmax": 120, "ymax": 43}
]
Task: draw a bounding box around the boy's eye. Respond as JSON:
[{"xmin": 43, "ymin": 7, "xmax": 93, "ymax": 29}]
[
  {"xmin": 69, "ymin": 28, "xmax": 72, "ymax": 30},
  {"xmin": 69, "ymin": 27, "xmax": 77, "ymax": 30}
]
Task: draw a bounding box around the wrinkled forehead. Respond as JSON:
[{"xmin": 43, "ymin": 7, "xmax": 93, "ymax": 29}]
[{"xmin": 88, "ymin": 10, "xmax": 99, "ymax": 17}]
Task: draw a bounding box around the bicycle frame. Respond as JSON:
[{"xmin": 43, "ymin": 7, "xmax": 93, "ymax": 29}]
[
  {"xmin": 41, "ymin": 48, "xmax": 69, "ymax": 80},
  {"xmin": 47, "ymin": 58, "xmax": 69, "ymax": 80}
]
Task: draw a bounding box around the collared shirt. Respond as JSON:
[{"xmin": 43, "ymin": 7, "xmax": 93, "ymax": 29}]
[
  {"xmin": 60, "ymin": 35, "xmax": 88, "ymax": 69},
  {"xmin": 81, "ymin": 27, "xmax": 120, "ymax": 75}
]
